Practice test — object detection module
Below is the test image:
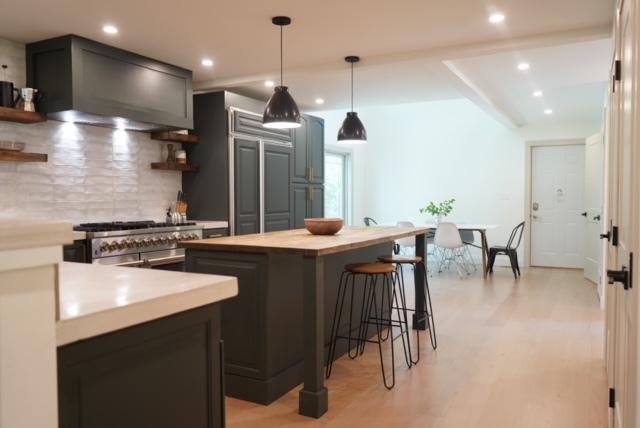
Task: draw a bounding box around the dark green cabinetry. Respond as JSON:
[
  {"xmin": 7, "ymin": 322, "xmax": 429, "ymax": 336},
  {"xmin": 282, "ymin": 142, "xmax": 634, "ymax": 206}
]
[
  {"xmin": 58, "ymin": 303, "xmax": 226, "ymax": 428},
  {"xmin": 183, "ymin": 91, "xmax": 323, "ymax": 235},
  {"xmin": 293, "ymin": 115, "xmax": 324, "ymax": 184},
  {"xmin": 234, "ymin": 139, "xmax": 260, "ymax": 235},
  {"xmin": 26, "ymin": 35, "xmax": 193, "ymax": 131},
  {"xmin": 203, "ymin": 228, "xmax": 230, "ymax": 239}
]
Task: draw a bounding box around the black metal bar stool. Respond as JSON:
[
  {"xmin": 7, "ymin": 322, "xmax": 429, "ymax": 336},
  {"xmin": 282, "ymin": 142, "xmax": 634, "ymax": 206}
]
[
  {"xmin": 377, "ymin": 255, "xmax": 437, "ymax": 364},
  {"xmin": 326, "ymin": 262, "xmax": 412, "ymax": 389}
]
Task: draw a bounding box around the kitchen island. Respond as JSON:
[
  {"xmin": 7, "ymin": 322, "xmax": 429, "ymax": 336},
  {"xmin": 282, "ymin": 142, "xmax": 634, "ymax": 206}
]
[
  {"xmin": 57, "ymin": 262, "xmax": 238, "ymax": 428},
  {"xmin": 181, "ymin": 226, "xmax": 429, "ymax": 418}
]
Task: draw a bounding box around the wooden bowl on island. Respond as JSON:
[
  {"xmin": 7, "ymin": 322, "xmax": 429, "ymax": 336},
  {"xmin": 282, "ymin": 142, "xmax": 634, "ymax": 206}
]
[{"xmin": 304, "ymin": 218, "xmax": 344, "ymax": 235}]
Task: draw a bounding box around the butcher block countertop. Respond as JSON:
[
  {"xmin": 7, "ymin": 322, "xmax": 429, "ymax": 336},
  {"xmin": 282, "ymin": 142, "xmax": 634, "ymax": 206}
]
[
  {"xmin": 56, "ymin": 262, "xmax": 238, "ymax": 346},
  {"xmin": 179, "ymin": 226, "xmax": 429, "ymax": 256}
]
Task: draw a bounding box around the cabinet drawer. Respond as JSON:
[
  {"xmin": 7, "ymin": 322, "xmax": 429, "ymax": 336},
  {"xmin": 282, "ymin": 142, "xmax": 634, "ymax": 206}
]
[
  {"xmin": 231, "ymin": 109, "xmax": 293, "ymax": 142},
  {"xmin": 203, "ymin": 228, "xmax": 229, "ymax": 239}
]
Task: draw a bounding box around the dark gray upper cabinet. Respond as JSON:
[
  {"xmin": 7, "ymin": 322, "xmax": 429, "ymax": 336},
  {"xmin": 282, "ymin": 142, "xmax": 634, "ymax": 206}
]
[
  {"xmin": 234, "ymin": 138, "xmax": 260, "ymax": 235},
  {"xmin": 292, "ymin": 114, "xmax": 325, "ymax": 184},
  {"xmin": 232, "ymin": 110, "xmax": 293, "ymax": 142},
  {"xmin": 264, "ymin": 143, "xmax": 293, "ymax": 232},
  {"xmin": 26, "ymin": 35, "xmax": 193, "ymax": 131}
]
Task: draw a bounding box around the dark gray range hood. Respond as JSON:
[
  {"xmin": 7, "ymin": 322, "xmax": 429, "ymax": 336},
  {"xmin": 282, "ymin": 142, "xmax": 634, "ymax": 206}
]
[{"xmin": 26, "ymin": 35, "xmax": 193, "ymax": 131}]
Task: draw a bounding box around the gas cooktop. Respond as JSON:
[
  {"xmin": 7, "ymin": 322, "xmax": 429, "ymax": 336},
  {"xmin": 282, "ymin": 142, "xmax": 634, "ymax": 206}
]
[{"xmin": 74, "ymin": 221, "xmax": 197, "ymax": 233}]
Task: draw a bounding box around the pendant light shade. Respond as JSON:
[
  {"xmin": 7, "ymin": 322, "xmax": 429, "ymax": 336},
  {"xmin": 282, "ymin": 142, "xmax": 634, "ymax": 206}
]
[
  {"xmin": 263, "ymin": 16, "xmax": 301, "ymax": 129},
  {"xmin": 337, "ymin": 56, "xmax": 367, "ymax": 144}
]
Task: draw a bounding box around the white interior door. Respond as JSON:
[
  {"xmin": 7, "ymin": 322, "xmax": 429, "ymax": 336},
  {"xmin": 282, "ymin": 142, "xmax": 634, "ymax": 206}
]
[
  {"xmin": 607, "ymin": 1, "xmax": 638, "ymax": 426},
  {"xmin": 531, "ymin": 144, "xmax": 586, "ymax": 268},
  {"xmin": 585, "ymin": 133, "xmax": 605, "ymax": 286}
]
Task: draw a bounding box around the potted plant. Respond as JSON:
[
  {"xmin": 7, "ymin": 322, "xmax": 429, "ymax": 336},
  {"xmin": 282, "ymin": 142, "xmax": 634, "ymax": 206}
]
[{"xmin": 420, "ymin": 199, "xmax": 455, "ymax": 223}]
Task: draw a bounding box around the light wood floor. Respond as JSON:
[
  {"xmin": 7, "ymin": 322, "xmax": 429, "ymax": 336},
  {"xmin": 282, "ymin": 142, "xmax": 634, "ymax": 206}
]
[{"xmin": 226, "ymin": 267, "xmax": 607, "ymax": 428}]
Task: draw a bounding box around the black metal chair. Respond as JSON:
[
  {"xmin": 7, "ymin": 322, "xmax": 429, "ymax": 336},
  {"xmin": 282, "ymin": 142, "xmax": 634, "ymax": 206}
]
[
  {"xmin": 487, "ymin": 221, "xmax": 525, "ymax": 279},
  {"xmin": 363, "ymin": 217, "xmax": 378, "ymax": 226}
]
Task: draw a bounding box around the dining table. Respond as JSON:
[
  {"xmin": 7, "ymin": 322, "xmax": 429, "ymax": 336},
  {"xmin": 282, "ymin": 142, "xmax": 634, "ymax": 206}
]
[{"xmin": 424, "ymin": 223, "xmax": 499, "ymax": 279}]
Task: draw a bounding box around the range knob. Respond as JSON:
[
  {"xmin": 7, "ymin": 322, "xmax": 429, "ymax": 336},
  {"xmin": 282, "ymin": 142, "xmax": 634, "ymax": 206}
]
[
  {"xmin": 151, "ymin": 238, "xmax": 161, "ymax": 245},
  {"xmin": 134, "ymin": 239, "xmax": 143, "ymax": 248},
  {"xmin": 142, "ymin": 238, "xmax": 151, "ymax": 247},
  {"xmin": 125, "ymin": 240, "xmax": 135, "ymax": 248},
  {"xmin": 116, "ymin": 240, "xmax": 127, "ymax": 250},
  {"xmin": 160, "ymin": 236, "xmax": 169, "ymax": 244},
  {"xmin": 107, "ymin": 241, "xmax": 118, "ymax": 252},
  {"xmin": 190, "ymin": 233, "xmax": 200, "ymax": 240},
  {"xmin": 168, "ymin": 235, "xmax": 178, "ymax": 243},
  {"xmin": 99, "ymin": 242, "xmax": 110, "ymax": 253}
]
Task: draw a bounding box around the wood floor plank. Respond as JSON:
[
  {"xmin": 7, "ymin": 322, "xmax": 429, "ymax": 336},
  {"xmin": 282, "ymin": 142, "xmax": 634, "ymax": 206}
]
[{"xmin": 226, "ymin": 267, "xmax": 607, "ymax": 428}]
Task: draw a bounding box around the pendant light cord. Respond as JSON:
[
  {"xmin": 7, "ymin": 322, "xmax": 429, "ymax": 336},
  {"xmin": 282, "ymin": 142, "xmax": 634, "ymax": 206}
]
[
  {"xmin": 350, "ymin": 61, "xmax": 354, "ymax": 112},
  {"xmin": 280, "ymin": 26, "xmax": 284, "ymax": 86}
]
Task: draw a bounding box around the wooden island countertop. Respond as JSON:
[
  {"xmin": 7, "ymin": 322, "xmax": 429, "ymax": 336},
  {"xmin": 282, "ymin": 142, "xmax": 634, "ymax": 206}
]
[{"xmin": 179, "ymin": 226, "xmax": 429, "ymax": 256}]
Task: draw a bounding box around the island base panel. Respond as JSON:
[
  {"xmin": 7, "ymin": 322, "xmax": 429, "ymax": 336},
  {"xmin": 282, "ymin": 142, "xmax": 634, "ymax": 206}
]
[{"xmin": 58, "ymin": 303, "xmax": 225, "ymax": 428}]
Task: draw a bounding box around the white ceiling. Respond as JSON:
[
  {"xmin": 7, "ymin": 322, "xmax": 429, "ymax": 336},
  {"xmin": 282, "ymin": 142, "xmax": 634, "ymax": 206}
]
[{"xmin": 0, "ymin": 0, "xmax": 615, "ymax": 129}]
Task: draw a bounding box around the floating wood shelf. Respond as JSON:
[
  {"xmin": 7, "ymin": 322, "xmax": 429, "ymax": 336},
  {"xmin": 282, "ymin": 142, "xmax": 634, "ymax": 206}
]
[
  {"xmin": 0, "ymin": 150, "xmax": 48, "ymax": 163},
  {"xmin": 0, "ymin": 106, "xmax": 46, "ymax": 124},
  {"xmin": 151, "ymin": 162, "xmax": 199, "ymax": 172},
  {"xmin": 150, "ymin": 131, "xmax": 199, "ymax": 144}
]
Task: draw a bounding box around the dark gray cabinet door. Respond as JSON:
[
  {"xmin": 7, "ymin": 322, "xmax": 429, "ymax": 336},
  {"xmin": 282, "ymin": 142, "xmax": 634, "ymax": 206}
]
[
  {"xmin": 309, "ymin": 184, "xmax": 325, "ymax": 218},
  {"xmin": 293, "ymin": 184, "xmax": 308, "ymax": 228},
  {"xmin": 234, "ymin": 138, "xmax": 260, "ymax": 235},
  {"xmin": 292, "ymin": 116, "xmax": 309, "ymax": 183},
  {"xmin": 264, "ymin": 143, "xmax": 293, "ymax": 232},
  {"xmin": 307, "ymin": 116, "xmax": 325, "ymax": 184}
]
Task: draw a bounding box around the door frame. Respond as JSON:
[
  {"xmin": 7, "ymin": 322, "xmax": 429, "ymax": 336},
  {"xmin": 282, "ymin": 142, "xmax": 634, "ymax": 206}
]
[{"xmin": 523, "ymin": 138, "xmax": 586, "ymax": 267}]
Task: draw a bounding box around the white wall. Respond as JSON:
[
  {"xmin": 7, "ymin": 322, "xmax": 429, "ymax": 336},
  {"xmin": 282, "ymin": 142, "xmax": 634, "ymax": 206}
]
[
  {"xmin": 316, "ymin": 99, "xmax": 528, "ymax": 263},
  {"xmin": 0, "ymin": 38, "xmax": 181, "ymax": 223}
]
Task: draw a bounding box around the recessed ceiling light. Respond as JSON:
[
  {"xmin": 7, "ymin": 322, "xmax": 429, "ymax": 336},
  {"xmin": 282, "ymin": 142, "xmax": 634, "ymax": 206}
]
[
  {"xmin": 489, "ymin": 13, "xmax": 505, "ymax": 24},
  {"xmin": 102, "ymin": 24, "xmax": 119, "ymax": 35},
  {"xmin": 264, "ymin": 80, "xmax": 275, "ymax": 87},
  {"xmin": 544, "ymin": 109, "xmax": 553, "ymax": 115},
  {"xmin": 533, "ymin": 90, "xmax": 543, "ymax": 97},
  {"xmin": 315, "ymin": 98, "xmax": 325, "ymax": 105},
  {"xmin": 201, "ymin": 58, "xmax": 214, "ymax": 67},
  {"xmin": 517, "ymin": 62, "xmax": 530, "ymax": 71}
]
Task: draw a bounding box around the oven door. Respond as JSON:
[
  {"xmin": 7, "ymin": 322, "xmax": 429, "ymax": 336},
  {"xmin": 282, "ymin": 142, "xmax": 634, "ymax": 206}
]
[{"xmin": 93, "ymin": 249, "xmax": 185, "ymax": 271}]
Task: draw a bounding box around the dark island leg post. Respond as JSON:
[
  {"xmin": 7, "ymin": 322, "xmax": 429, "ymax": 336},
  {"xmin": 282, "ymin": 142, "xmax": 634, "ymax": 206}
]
[
  {"xmin": 413, "ymin": 233, "xmax": 427, "ymax": 330},
  {"xmin": 299, "ymin": 255, "xmax": 329, "ymax": 418}
]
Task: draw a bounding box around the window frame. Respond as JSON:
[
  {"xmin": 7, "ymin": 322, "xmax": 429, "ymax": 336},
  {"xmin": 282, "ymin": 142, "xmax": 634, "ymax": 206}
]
[{"xmin": 324, "ymin": 147, "xmax": 353, "ymax": 225}]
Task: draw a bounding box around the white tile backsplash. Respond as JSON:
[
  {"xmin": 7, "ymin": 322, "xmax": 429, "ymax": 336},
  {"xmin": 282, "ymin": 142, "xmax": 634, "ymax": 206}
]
[{"xmin": 0, "ymin": 121, "xmax": 181, "ymax": 223}]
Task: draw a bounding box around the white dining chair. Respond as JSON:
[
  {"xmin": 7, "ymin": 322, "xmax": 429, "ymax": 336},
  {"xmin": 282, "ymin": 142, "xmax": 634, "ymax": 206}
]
[
  {"xmin": 395, "ymin": 221, "xmax": 416, "ymax": 255},
  {"xmin": 434, "ymin": 222, "xmax": 470, "ymax": 278}
]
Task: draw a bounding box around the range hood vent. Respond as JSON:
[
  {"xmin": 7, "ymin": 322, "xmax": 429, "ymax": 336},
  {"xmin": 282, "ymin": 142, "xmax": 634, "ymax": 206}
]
[{"xmin": 27, "ymin": 35, "xmax": 193, "ymax": 131}]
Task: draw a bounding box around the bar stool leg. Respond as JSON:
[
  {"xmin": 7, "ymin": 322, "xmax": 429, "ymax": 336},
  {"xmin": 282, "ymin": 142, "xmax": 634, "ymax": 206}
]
[
  {"xmin": 368, "ymin": 273, "xmax": 395, "ymax": 390},
  {"xmin": 420, "ymin": 261, "xmax": 438, "ymax": 350},
  {"xmin": 358, "ymin": 274, "xmax": 376, "ymax": 356},
  {"xmin": 392, "ymin": 268, "xmax": 413, "ymax": 368}
]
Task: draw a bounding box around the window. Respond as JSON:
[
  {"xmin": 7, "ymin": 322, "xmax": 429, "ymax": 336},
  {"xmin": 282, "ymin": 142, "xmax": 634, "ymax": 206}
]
[{"xmin": 324, "ymin": 151, "xmax": 351, "ymax": 222}]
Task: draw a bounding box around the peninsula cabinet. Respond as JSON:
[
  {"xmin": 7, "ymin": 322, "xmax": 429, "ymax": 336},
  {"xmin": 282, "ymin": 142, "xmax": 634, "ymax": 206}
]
[{"xmin": 293, "ymin": 115, "xmax": 325, "ymax": 184}]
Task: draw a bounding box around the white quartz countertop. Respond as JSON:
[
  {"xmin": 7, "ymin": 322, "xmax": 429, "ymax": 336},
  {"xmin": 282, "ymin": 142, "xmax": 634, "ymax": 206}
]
[
  {"xmin": 71, "ymin": 231, "xmax": 86, "ymax": 240},
  {"xmin": 0, "ymin": 221, "xmax": 74, "ymax": 252},
  {"xmin": 56, "ymin": 262, "xmax": 238, "ymax": 346}
]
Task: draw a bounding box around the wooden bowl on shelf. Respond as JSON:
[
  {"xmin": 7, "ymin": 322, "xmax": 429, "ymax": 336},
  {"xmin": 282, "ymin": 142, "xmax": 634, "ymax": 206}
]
[{"xmin": 304, "ymin": 218, "xmax": 344, "ymax": 235}]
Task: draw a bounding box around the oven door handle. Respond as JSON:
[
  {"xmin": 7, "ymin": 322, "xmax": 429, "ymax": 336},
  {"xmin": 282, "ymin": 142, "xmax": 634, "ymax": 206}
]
[
  {"xmin": 144, "ymin": 254, "xmax": 186, "ymax": 267},
  {"xmin": 114, "ymin": 259, "xmax": 147, "ymax": 268}
]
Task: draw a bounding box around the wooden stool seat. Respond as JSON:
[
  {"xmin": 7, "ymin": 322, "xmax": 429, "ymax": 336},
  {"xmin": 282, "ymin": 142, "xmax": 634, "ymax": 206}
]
[
  {"xmin": 377, "ymin": 255, "xmax": 423, "ymax": 264},
  {"xmin": 345, "ymin": 262, "xmax": 395, "ymax": 274}
]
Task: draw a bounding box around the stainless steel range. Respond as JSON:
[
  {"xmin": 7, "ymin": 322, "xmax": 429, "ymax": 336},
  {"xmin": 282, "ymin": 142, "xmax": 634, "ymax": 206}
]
[{"xmin": 74, "ymin": 221, "xmax": 203, "ymax": 270}]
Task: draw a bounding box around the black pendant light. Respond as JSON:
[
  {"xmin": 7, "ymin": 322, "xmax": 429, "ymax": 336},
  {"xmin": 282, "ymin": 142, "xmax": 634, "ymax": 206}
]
[
  {"xmin": 263, "ymin": 16, "xmax": 301, "ymax": 129},
  {"xmin": 337, "ymin": 56, "xmax": 367, "ymax": 144}
]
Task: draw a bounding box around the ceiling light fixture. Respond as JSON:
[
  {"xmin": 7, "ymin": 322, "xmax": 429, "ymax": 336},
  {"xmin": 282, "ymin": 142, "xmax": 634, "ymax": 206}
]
[
  {"xmin": 264, "ymin": 80, "xmax": 275, "ymax": 87},
  {"xmin": 201, "ymin": 58, "xmax": 214, "ymax": 67},
  {"xmin": 533, "ymin": 90, "xmax": 543, "ymax": 97},
  {"xmin": 544, "ymin": 109, "xmax": 553, "ymax": 115},
  {"xmin": 315, "ymin": 98, "xmax": 325, "ymax": 105},
  {"xmin": 489, "ymin": 13, "xmax": 505, "ymax": 24},
  {"xmin": 102, "ymin": 24, "xmax": 119, "ymax": 35},
  {"xmin": 262, "ymin": 16, "xmax": 301, "ymax": 129},
  {"xmin": 337, "ymin": 56, "xmax": 367, "ymax": 144},
  {"xmin": 517, "ymin": 62, "xmax": 530, "ymax": 71}
]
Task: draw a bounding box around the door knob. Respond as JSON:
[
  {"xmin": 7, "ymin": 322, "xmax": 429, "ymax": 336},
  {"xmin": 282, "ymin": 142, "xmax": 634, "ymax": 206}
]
[
  {"xmin": 607, "ymin": 267, "xmax": 629, "ymax": 289},
  {"xmin": 580, "ymin": 212, "xmax": 588, "ymax": 217},
  {"xmin": 600, "ymin": 232, "xmax": 611, "ymax": 241}
]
